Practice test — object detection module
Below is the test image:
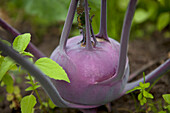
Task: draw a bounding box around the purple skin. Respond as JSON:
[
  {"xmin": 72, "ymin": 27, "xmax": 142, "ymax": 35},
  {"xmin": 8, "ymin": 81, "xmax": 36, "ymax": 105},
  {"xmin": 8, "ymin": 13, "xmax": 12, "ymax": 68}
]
[
  {"xmin": 0, "ymin": 0, "xmax": 170, "ymax": 112},
  {"xmin": 51, "ymin": 36, "xmax": 129, "ymax": 105},
  {"xmin": 50, "ymin": 0, "xmax": 131, "ymax": 106}
]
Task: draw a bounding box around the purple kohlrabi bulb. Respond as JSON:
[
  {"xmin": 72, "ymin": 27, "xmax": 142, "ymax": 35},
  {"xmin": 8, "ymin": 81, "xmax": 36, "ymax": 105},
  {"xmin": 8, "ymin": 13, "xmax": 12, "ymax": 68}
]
[{"xmin": 50, "ymin": 36, "xmax": 129, "ymax": 105}]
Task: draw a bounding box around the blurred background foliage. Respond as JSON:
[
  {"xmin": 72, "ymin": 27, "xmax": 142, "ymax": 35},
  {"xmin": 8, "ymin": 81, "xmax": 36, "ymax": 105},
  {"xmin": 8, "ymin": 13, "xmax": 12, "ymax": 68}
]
[{"xmin": 0, "ymin": 0, "xmax": 169, "ymax": 41}]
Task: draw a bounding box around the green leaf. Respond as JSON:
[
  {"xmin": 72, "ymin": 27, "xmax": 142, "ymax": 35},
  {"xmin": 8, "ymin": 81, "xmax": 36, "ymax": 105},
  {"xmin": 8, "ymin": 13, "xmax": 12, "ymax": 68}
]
[
  {"xmin": 140, "ymin": 97, "xmax": 147, "ymax": 106},
  {"xmin": 21, "ymin": 95, "xmax": 37, "ymax": 113},
  {"xmin": 13, "ymin": 86, "xmax": 21, "ymax": 95},
  {"xmin": 143, "ymin": 90, "xmax": 154, "ymax": 99},
  {"xmin": 0, "ymin": 57, "xmax": 15, "ymax": 81},
  {"xmin": 25, "ymin": 76, "xmax": 35, "ymax": 81},
  {"xmin": 35, "ymin": 57, "xmax": 70, "ymax": 83},
  {"xmin": 2, "ymin": 74, "xmax": 14, "ymax": 93},
  {"xmin": 126, "ymin": 86, "xmax": 141, "ymax": 94},
  {"xmin": 48, "ymin": 99, "xmax": 57, "ymax": 109},
  {"xmin": 22, "ymin": 51, "xmax": 34, "ymax": 57},
  {"xmin": 158, "ymin": 111, "xmax": 167, "ymax": 113},
  {"xmin": 24, "ymin": 0, "xmax": 69, "ymax": 22},
  {"xmin": 164, "ymin": 105, "xmax": 170, "ymax": 111},
  {"xmin": 25, "ymin": 86, "xmax": 34, "ymax": 91},
  {"xmin": 0, "ymin": 39, "xmax": 11, "ymax": 46},
  {"xmin": 26, "ymin": 81, "xmax": 34, "ymax": 85},
  {"xmin": 163, "ymin": 94, "xmax": 170, "ymax": 104},
  {"xmin": 138, "ymin": 92, "xmax": 143, "ymax": 100},
  {"xmin": 0, "ymin": 56, "xmax": 4, "ymax": 66},
  {"xmin": 7, "ymin": 93, "xmax": 14, "ymax": 101},
  {"xmin": 166, "ymin": 105, "xmax": 170, "ymax": 111},
  {"xmin": 139, "ymin": 82, "xmax": 144, "ymax": 87},
  {"xmin": 25, "ymin": 85, "xmax": 41, "ymax": 91},
  {"xmin": 157, "ymin": 12, "xmax": 170, "ymax": 31},
  {"xmin": 143, "ymin": 83, "xmax": 150, "ymax": 89},
  {"xmin": 13, "ymin": 33, "xmax": 31, "ymax": 52},
  {"xmin": 134, "ymin": 8, "xmax": 149, "ymax": 24}
]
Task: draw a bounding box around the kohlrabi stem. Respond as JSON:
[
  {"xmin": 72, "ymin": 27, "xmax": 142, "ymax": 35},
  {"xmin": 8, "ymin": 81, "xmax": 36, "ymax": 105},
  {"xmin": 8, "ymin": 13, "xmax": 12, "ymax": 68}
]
[
  {"xmin": 115, "ymin": 0, "xmax": 137, "ymax": 80},
  {"xmin": 123, "ymin": 58, "xmax": 170, "ymax": 93},
  {"xmin": 0, "ymin": 18, "xmax": 45, "ymax": 59},
  {"xmin": 59, "ymin": 0, "xmax": 78, "ymax": 51},
  {"xmin": 0, "ymin": 39, "xmax": 98, "ymax": 109},
  {"xmin": 96, "ymin": 0, "xmax": 137, "ymax": 85},
  {"xmin": 96, "ymin": 0, "xmax": 109, "ymax": 41},
  {"xmin": 85, "ymin": 0, "xmax": 93, "ymax": 50}
]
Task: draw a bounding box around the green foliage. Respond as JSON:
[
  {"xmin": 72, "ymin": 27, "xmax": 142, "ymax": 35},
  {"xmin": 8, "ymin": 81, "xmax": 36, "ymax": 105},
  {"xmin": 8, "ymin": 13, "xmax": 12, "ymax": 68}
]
[
  {"xmin": 21, "ymin": 95, "xmax": 37, "ymax": 113},
  {"xmin": 0, "ymin": 33, "xmax": 32, "ymax": 81},
  {"xmin": 2, "ymin": 73, "xmax": 14, "ymax": 93},
  {"xmin": 127, "ymin": 81, "xmax": 154, "ymax": 106},
  {"xmin": 163, "ymin": 94, "xmax": 170, "ymax": 111},
  {"xmin": 134, "ymin": 8, "xmax": 149, "ymax": 24},
  {"xmin": 0, "ymin": 57, "xmax": 15, "ymax": 81},
  {"xmin": 157, "ymin": 12, "xmax": 170, "ymax": 31},
  {"xmin": 48, "ymin": 99, "xmax": 57, "ymax": 109},
  {"xmin": 0, "ymin": 33, "xmax": 69, "ymax": 112},
  {"xmin": 25, "ymin": 75, "xmax": 40, "ymax": 92},
  {"xmin": 127, "ymin": 72, "xmax": 170, "ymax": 113},
  {"xmin": 127, "ymin": 73, "xmax": 153, "ymax": 106},
  {"xmin": 13, "ymin": 33, "xmax": 31, "ymax": 53},
  {"xmin": 90, "ymin": 0, "xmax": 170, "ymax": 40},
  {"xmin": 35, "ymin": 57, "xmax": 70, "ymax": 83}
]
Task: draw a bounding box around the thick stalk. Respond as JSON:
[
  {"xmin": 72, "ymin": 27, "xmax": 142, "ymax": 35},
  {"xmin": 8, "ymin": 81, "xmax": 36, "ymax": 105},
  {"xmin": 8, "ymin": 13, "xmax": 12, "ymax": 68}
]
[
  {"xmin": 85, "ymin": 0, "xmax": 93, "ymax": 50},
  {"xmin": 0, "ymin": 18, "xmax": 45, "ymax": 59},
  {"xmin": 59, "ymin": 0, "xmax": 78, "ymax": 51},
  {"xmin": 96, "ymin": 0, "xmax": 109, "ymax": 41},
  {"xmin": 0, "ymin": 40, "xmax": 98, "ymax": 109},
  {"xmin": 123, "ymin": 59, "xmax": 170, "ymax": 93},
  {"xmin": 115, "ymin": 0, "xmax": 137, "ymax": 81},
  {"xmin": 95, "ymin": 0, "xmax": 137, "ymax": 85}
]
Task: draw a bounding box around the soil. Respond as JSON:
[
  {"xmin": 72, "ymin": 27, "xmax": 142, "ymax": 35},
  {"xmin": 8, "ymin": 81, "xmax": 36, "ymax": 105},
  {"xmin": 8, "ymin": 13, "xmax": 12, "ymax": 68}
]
[{"xmin": 0, "ymin": 19, "xmax": 170, "ymax": 113}]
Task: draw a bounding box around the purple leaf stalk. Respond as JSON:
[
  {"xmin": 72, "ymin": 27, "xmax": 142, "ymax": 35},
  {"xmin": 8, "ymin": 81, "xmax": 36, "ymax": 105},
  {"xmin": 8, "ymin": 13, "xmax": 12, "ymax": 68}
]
[{"xmin": 0, "ymin": 0, "xmax": 170, "ymax": 113}]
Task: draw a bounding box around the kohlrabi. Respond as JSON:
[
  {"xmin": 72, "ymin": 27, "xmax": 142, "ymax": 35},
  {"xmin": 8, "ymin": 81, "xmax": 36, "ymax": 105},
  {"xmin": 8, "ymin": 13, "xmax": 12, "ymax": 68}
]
[{"xmin": 0, "ymin": 0, "xmax": 170, "ymax": 113}]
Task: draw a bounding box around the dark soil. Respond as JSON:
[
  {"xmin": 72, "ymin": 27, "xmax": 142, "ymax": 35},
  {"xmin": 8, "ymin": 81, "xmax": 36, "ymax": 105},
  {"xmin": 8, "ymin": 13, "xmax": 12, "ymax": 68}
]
[{"xmin": 0, "ymin": 16, "xmax": 170, "ymax": 113}]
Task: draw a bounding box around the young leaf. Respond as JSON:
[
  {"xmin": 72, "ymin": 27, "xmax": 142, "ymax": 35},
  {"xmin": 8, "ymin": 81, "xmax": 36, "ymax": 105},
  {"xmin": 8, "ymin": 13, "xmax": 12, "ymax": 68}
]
[
  {"xmin": 158, "ymin": 111, "xmax": 166, "ymax": 113},
  {"xmin": 139, "ymin": 82, "xmax": 144, "ymax": 87},
  {"xmin": 0, "ymin": 57, "xmax": 15, "ymax": 81},
  {"xmin": 21, "ymin": 95, "xmax": 37, "ymax": 113},
  {"xmin": 35, "ymin": 57, "xmax": 70, "ymax": 83},
  {"xmin": 22, "ymin": 51, "xmax": 34, "ymax": 57},
  {"xmin": 143, "ymin": 82, "xmax": 150, "ymax": 89},
  {"xmin": 13, "ymin": 33, "xmax": 31, "ymax": 52},
  {"xmin": 25, "ymin": 85, "xmax": 41, "ymax": 91},
  {"xmin": 143, "ymin": 90, "xmax": 154, "ymax": 99},
  {"xmin": 163, "ymin": 94, "xmax": 170, "ymax": 104},
  {"xmin": 0, "ymin": 39, "xmax": 11, "ymax": 46},
  {"xmin": 138, "ymin": 92, "xmax": 143, "ymax": 100},
  {"xmin": 164, "ymin": 105, "xmax": 170, "ymax": 111},
  {"xmin": 48, "ymin": 99, "xmax": 57, "ymax": 109},
  {"xmin": 13, "ymin": 86, "xmax": 21, "ymax": 95},
  {"xmin": 134, "ymin": 8, "xmax": 149, "ymax": 24},
  {"xmin": 140, "ymin": 97, "xmax": 147, "ymax": 106},
  {"xmin": 166, "ymin": 105, "xmax": 170, "ymax": 111},
  {"xmin": 2, "ymin": 74, "xmax": 14, "ymax": 93},
  {"xmin": 157, "ymin": 12, "xmax": 170, "ymax": 31},
  {"xmin": 6, "ymin": 93, "xmax": 14, "ymax": 101}
]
